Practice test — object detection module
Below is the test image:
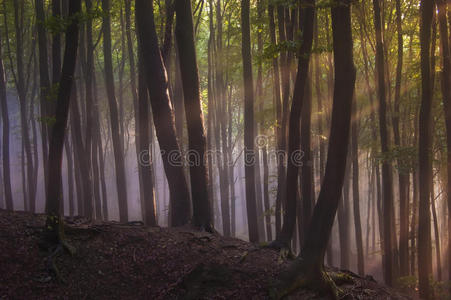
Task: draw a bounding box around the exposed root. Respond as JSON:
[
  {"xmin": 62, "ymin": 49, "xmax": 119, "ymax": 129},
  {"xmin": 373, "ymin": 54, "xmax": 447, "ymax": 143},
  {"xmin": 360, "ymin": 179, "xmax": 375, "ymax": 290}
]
[
  {"xmin": 270, "ymin": 258, "xmax": 343, "ymax": 300},
  {"xmin": 263, "ymin": 240, "xmax": 295, "ymax": 262}
]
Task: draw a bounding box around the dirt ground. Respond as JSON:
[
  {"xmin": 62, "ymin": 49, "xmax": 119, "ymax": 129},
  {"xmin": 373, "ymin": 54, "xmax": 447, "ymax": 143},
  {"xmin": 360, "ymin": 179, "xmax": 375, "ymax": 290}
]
[{"xmin": 0, "ymin": 209, "xmax": 412, "ymax": 299}]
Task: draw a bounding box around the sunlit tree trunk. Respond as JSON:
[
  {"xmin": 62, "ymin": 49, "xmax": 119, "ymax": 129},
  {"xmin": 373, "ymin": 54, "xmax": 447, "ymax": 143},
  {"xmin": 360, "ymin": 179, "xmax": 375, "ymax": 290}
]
[{"xmin": 268, "ymin": 3, "xmax": 283, "ymax": 235}]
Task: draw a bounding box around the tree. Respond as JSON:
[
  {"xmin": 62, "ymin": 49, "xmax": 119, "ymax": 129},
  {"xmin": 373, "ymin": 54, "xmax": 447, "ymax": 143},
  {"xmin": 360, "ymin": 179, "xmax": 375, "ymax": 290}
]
[
  {"xmin": 351, "ymin": 98, "xmax": 364, "ymax": 275},
  {"xmin": 45, "ymin": 0, "xmax": 81, "ymax": 244},
  {"xmin": 241, "ymin": 0, "xmax": 259, "ymax": 243},
  {"xmin": 175, "ymin": 0, "xmax": 212, "ymax": 231},
  {"xmin": 35, "ymin": 0, "xmax": 51, "ymax": 190},
  {"xmin": 0, "ymin": 30, "xmax": 12, "ymax": 210},
  {"xmin": 102, "ymin": 0, "xmax": 129, "ymax": 222},
  {"xmin": 272, "ymin": 0, "xmax": 315, "ymax": 249},
  {"xmin": 418, "ymin": 0, "xmax": 434, "ymax": 298},
  {"xmin": 274, "ymin": 0, "xmax": 355, "ymax": 297},
  {"xmin": 373, "ymin": 0, "xmax": 395, "ymax": 286},
  {"xmin": 137, "ymin": 46, "xmax": 157, "ymax": 226},
  {"xmin": 393, "ymin": 0, "xmax": 410, "ymax": 277},
  {"xmin": 437, "ymin": 0, "xmax": 451, "ymax": 288},
  {"xmin": 135, "ymin": 0, "xmax": 191, "ymax": 227}
]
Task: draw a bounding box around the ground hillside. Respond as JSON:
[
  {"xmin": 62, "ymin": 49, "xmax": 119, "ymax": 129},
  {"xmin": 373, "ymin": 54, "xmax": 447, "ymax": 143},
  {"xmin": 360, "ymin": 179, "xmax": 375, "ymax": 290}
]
[{"xmin": 0, "ymin": 210, "xmax": 412, "ymax": 299}]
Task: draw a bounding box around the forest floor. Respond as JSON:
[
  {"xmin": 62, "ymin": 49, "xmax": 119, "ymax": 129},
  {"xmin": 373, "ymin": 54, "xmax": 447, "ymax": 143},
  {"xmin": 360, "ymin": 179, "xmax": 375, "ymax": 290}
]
[{"xmin": 0, "ymin": 209, "xmax": 414, "ymax": 299}]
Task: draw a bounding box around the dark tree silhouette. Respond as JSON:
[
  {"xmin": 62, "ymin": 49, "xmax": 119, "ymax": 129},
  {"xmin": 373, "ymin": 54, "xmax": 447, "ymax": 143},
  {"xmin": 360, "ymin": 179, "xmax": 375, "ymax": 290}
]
[
  {"xmin": 418, "ymin": 0, "xmax": 434, "ymax": 298},
  {"xmin": 272, "ymin": 0, "xmax": 314, "ymax": 249},
  {"xmin": 241, "ymin": 0, "xmax": 259, "ymax": 243},
  {"xmin": 45, "ymin": 0, "xmax": 81, "ymax": 244},
  {"xmin": 102, "ymin": 0, "xmax": 129, "ymax": 222},
  {"xmin": 0, "ymin": 30, "xmax": 12, "ymax": 210},
  {"xmin": 274, "ymin": 0, "xmax": 355, "ymax": 297},
  {"xmin": 135, "ymin": 0, "xmax": 191, "ymax": 226},
  {"xmin": 437, "ymin": 0, "xmax": 451, "ymax": 288},
  {"xmin": 373, "ymin": 0, "xmax": 394, "ymax": 286},
  {"xmin": 175, "ymin": 0, "xmax": 213, "ymax": 231}
]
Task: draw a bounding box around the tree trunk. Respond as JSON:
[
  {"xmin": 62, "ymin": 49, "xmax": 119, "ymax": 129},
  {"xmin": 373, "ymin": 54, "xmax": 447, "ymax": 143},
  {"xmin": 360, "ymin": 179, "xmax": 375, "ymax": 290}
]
[
  {"xmin": 102, "ymin": 0, "xmax": 128, "ymax": 222},
  {"xmin": 268, "ymin": 3, "xmax": 283, "ymax": 235},
  {"xmin": 241, "ymin": 0, "xmax": 259, "ymax": 243},
  {"xmin": 13, "ymin": 0, "xmax": 35, "ymax": 213},
  {"xmin": 64, "ymin": 138, "xmax": 75, "ymax": 217},
  {"xmin": 35, "ymin": 0, "xmax": 51, "ymax": 191},
  {"xmin": 373, "ymin": 0, "xmax": 394, "ymax": 286},
  {"xmin": 351, "ymin": 99, "xmax": 364, "ymax": 276},
  {"xmin": 274, "ymin": 1, "xmax": 315, "ymax": 249},
  {"xmin": 137, "ymin": 47, "xmax": 157, "ymax": 226},
  {"xmin": 175, "ymin": 0, "xmax": 212, "ymax": 231},
  {"xmin": 70, "ymin": 82, "xmax": 93, "ymax": 219},
  {"xmin": 437, "ymin": 0, "xmax": 451, "ymax": 286},
  {"xmin": 45, "ymin": 0, "xmax": 81, "ymax": 242},
  {"xmin": 418, "ymin": 0, "xmax": 434, "ymax": 297},
  {"xmin": 275, "ymin": 1, "xmax": 355, "ymax": 296},
  {"xmin": 392, "ymin": 0, "xmax": 410, "ymax": 277},
  {"xmin": 135, "ymin": 0, "xmax": 191, "ymax": 226},
  {"xmin": 0, "ymin": 30, "xmax": 12, "ymax": 210}
]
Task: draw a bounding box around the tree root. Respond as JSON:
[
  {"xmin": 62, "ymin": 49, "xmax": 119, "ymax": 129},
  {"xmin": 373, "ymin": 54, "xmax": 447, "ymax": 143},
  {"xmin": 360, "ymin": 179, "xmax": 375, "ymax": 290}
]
[
  {"xmin": 263, "ymin": 240, "xmax": 295, "ymax": 262},
  {"xmin": 270, "ymin": 258, "xmax": 343, "ymax": 300}
]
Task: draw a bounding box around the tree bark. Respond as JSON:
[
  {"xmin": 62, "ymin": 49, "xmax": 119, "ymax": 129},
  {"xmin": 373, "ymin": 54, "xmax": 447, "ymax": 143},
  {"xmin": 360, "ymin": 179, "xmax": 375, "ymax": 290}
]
[
  {"xmin": 0, "ymin": 30, "xmax": 12, "ymax": 210},
  {"xmin": 275, "ymin": 1, "xmax": 355, "ymax": 296},
  {"xmin": 418, "ymin": 0, "xmax": 434, "ymax": 297},
  {"xmin": 135, "ymin": 0, "xmax": 191, "ymax": 226},
  {"xmin": 175, "ymin": 0, "xmax": 212, "ymax": 231},
  {"xmin": 45, "ymin": 0, "xmax": 81, "ymax": 242},
  {"xmin": 241, "ymin": 0, "xmax": 259, "ymax": 243},
  {"xmin": 351, "ymin": 99, "xmax": 364, "ymax": 276},
  {"xmin": 437, "ymin": 0, "xmax": 451, "ymax": 286},
  {"xmin": 102, "ymin": 0, "xmax": 129, "ymax": 222},
  {"xmin": 373, "ymin": 0, "xmax": 394, "ymax": 286}
]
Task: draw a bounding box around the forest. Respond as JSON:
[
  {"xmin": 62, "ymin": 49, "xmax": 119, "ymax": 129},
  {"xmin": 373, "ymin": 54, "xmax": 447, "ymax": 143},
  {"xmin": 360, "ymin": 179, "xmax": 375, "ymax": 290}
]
[{"xmin": 0, "ymin": 0, "xmax": 450, "ymax": 299}]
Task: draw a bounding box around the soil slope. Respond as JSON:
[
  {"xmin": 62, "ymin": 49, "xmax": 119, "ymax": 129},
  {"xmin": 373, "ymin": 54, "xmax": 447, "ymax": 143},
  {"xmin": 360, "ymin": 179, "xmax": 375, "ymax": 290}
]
[{"xmin": 0, "ymin": 210, "xmax": 411, "ymax": 299}]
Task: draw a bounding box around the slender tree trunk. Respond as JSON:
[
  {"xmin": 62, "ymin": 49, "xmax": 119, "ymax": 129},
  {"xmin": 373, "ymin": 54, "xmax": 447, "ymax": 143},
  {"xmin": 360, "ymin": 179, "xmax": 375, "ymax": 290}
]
[
  {"xmin": 45, "ymin": 0, "xmax": 81, "ymax": 242},
  {"xmin": 0, "ymin": 30, "xmax": 12, "ymax": 210},
  {"xmin": 135, "ymin": 0, "xmax": 191, "ymax": 226},
  {"xmin": 70, "ymin": 82, "xmax": 93, "ymax": 219},
  {"xmin": 137, "ymin": 47, "xmax": 157, "ymax": 226},
  {"xmin": 275, "ymin": 4, "xmax": 289, "ymax": 239},
  {"xmin": 437, "ymin": 0, "xmax": 451, "ymax": 286},
  {"xmin": 338, "ymin": 159, "xmax": 351, "ymax": 270},
  {"xmin": 268, "ymin": 3, "xmax": 283, "ymax": 235},
  {"xmin": 13, "ymin": 0, "xmax": 35, "ymax": 213},
  {"xmin": 275, "ymin": 1, "xmax": 315, "ymax": 249},
  {"xmin": 35, "ymin": 0, "xmax": 51, "ymax": 192},
  {"xmin": 418, "ymin": 0, "xmax": 434, "ymax": 297},
  {"xmin": 102, "ymin": 0, "xmax": 128, "ymax": 222},
  {"xmin": 351, "ymin": 99, "xmax": 364, "ymax": 276},
  {"xmin": 392, "ymin": 0, "xmax": 410, "ymax": 277},
  {"xmin": 64, "ymin": 138, "xmax": 75, "ymax": 217},
  {"xmin": 373, "ymin": 0, "xmax": 394, "ymax": 286},
  {"xmin": 241, "ymin": 0, "xmax": 259, "ymax": 243}
]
